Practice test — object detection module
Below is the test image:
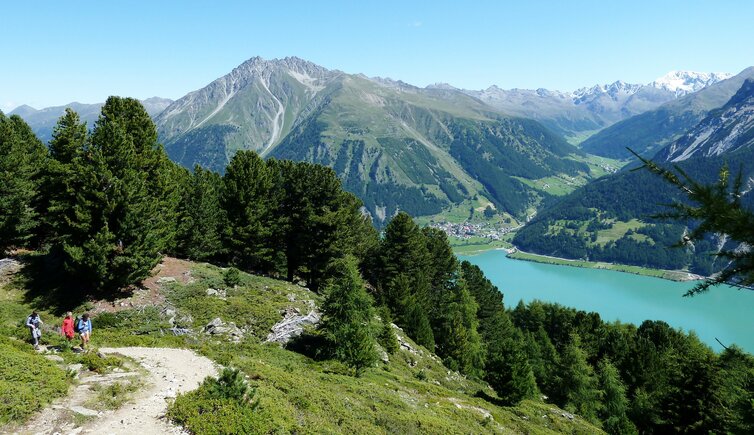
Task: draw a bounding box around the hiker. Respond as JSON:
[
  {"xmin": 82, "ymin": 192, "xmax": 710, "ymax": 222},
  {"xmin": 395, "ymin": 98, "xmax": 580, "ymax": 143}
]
[
  {"xmin": 61, "ymin": 311, "xmax": 75, "ymax": 341},
  {"xmin": 78, "ymin": 313, "xmax": 92, "ymax": 350},
  {"xmin": 26, "ymin": 311, "xmax": 43, "ymax": 349}
]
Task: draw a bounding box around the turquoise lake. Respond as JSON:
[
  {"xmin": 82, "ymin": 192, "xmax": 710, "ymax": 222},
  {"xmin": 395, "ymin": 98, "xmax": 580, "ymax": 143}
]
[{"xmin": 459, "ymin": 250, "xmax": 754, "ymax": 353}]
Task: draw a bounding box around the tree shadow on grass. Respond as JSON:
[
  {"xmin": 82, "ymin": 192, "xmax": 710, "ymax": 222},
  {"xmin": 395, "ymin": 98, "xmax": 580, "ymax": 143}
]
[
  {"xmin": 17, "ymin": 252, "xmax": 129, "ymax": 315},
  {"xmin": 285, "ymin": 332, "xmax": 329, "ymax": 361},
  {"xmin": 475, "ymin": 389, "xmax": 512, "ymax": 407}
]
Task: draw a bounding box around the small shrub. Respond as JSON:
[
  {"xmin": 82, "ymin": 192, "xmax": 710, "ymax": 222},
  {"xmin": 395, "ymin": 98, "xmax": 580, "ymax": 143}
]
[
  {"xmin": 168, "ymin": 368, "xmax": 259, "ymax": 435},
  {"xmin": 415, "ymin": 369, "xmax": 427, "ymax": 381},
  {"xmin": 223, "ymin": 268, "xmax": 241, "ymax": 288},
  {"xmin": 92, "ymin": 312, "xmax": 122, "ymax": 329},
  {"xmin": 204, "ymin": 367, "xmax": 253, "ymax": 402},
  {"xmin": 90, "ymin": 380, "xmax": 141, "ymax": 410},
  {"xmin": 78, "ymin": 352, "xmax": 123, "ymax": 374}
]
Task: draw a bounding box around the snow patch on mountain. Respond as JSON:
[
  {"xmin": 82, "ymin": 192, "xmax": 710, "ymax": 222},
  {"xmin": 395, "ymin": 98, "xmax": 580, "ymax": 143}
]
[{"xmin": 650, "ymin": 71, "xmax": 733, "ymax": 97}]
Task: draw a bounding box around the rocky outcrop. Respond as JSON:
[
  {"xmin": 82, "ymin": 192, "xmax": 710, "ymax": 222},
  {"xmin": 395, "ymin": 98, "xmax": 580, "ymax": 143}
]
[
  {"xmin": 204, "ymin": 317, "xmax": 244, "ymax": 342},
  {"xmin": 266, "ymin": 308, "xmax": 321, "ymax": 344}
]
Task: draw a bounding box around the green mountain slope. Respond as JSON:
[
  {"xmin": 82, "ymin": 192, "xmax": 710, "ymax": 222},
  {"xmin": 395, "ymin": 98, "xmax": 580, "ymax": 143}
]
[
  {"xmin": 0, "ymin": 257, "xmax": 602, "ymax": 434},
  {"xmin": 581, "ymin": 67, "xmax": 754, "ymax": 159},
  {"xmin": 156, "ymin": 57, "xmax": 595, "ymax": 223},
  {"xmin": 514, "ymin": 79, "xmax": 754, "ymax": 274}
]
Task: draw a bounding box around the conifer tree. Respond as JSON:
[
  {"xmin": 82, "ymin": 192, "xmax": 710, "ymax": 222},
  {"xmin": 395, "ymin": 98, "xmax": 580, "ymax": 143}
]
[
  {"xmin": 319, "ymin": 255, "xmax": 377, "ymax": 376},
  {"xmin": 56, "ymin": 97, "xmax": 176, "ymax": 290},
  {"xmin": 0, "ymin": 113, "xmax": 46, "ymax": 252},
  {"xmin": 222, "ymin": 150, "xmax": 275, "ymax": 271},
  {"xmin": 176, "ymin": 165, "xmax": 225, "ymax": 261},
  {"xmin": 559, "ymin": 333, "xmax": 600, "ymax": 423},
  {"xmin": 378, "ymin": 307, "xmax": 399, "ymax": 355},
  {"xmin": 267, "ymin": 160, "xmax": 374, "ymax": 290},
  {"xmin": 42, "ymin": 109, "xmax": 88, "ymax": 246},
  {"xmin": 377, "ymin": 212, "xmax": 435, "ymax": 347},
  {"xmin": 403, "ymin": 295, "xmax": 435, "ymax": 351},
  {"xmin": 438, "ymin": 281, "xmax": 485, "ymax": 377},
  {"xmin": 597, "ymin": 358, "xmax": 637, "ymax": 434}
]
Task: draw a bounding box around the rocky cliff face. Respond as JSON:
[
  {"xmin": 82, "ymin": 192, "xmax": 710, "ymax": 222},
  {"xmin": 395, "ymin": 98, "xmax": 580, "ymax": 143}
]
[{"xmin": 659, "ymin": 78, "xmax": 754, "ymax": 162}]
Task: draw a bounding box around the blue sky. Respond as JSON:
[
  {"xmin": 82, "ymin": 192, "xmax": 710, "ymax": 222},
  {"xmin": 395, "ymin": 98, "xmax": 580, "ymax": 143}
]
[{"xmin": 2, "ymin": 0, "xmax": 753, "ymax": 111}]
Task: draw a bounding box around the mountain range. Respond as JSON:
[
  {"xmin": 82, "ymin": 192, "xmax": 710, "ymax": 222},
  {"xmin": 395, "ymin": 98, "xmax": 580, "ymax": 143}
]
[
  {"xmin": 580, "ymin": 67, "xmax": 754, "ymax": 159},
  {"xmin": 455, "ymin": 71, "xmax": 731, "ymax": 141},
  {"xmin": 513, "ymin": 78, "xmax": 754, "ymax": 275},
  {"xmin": 153, "ymin": 56, "xmax": 595, "ymax": 222},
  {"xmin": 8, "ymin": 97, "xmax": 173, "ymax": 143},
  {"xmin": 6, "ymin": 56, "xmax": 746, "ymax": 226}
]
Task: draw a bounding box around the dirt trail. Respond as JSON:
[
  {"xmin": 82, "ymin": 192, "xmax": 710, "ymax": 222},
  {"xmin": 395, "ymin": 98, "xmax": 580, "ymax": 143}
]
[{"xmin": 15, "ymin": 347, "xmax": 217, "ymax": 435}]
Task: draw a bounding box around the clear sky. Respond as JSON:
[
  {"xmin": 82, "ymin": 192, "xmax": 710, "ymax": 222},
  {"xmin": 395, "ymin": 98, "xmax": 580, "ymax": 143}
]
[{"xmin": 2, "ymin": 0, "xmax": 753, "ymax": 111}]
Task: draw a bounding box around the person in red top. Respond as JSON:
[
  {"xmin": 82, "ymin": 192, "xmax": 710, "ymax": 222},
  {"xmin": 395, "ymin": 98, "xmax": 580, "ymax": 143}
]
[{"xmin": 61, "ymin": 311, "xmax": 75, "ymax": 341}]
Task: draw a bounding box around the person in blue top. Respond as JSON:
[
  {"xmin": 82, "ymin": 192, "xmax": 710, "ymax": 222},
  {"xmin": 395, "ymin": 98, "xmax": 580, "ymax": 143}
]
[
  {"xmin": 26, "ymin": 311, "xmax": 43, "ymax": 349},
  {"xmin": 78, "ymin": 313, "xmax": 92, "ymax": 350}
]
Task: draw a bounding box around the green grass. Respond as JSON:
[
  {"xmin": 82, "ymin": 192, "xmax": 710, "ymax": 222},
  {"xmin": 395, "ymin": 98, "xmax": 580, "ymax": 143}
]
[
  {"xmin": 450, "ymin": 237, "xmax": 512, "ymax": 255},
  {"xmin": 508, "ymin": 250, "xmax": 695, "ymax": 281},
  {"xmin": 0, "ymin": 337, "xmax": 71, "ymax": 425},
  {"xmin": 1, "ymin": 259, "xmax": 602, "ymax": 434},
  {"xmin": 88, "ymin": 378, "xmax": 142, "ymax": 410},
  {"xmin": 594, "ymin": 219, "xmax": 644, "ymax": 246}
]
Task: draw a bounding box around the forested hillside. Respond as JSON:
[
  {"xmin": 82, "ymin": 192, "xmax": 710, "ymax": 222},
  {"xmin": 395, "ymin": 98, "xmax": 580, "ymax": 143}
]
[
  {"xmin": 4, "ymin": 98, "xmax": 753, "ymax": 432},
  {"xmin": 515, "ymin": 79, "xmax": 754, "ymax": 275}
]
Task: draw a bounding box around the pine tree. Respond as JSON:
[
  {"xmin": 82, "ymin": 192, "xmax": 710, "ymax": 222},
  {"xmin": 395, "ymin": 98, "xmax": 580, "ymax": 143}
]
[
  {"xmin": 41, "ymin": 109, "xmax": 88, "ymax": 246},
  {"xmin": 176, "ymin": 165, "xmax": 225, "ymax": 261},
  {"xmin": 55, "ymin": 97, "xmax": 176, "ymax": 290},
  {"xmin": 404, "ymin": 295, "xmax": 435, "ymax": 351},
  {"xmin": 267, "ymin": 160, "xmax": 374, "ymax": 291},
  {"xmin": 597, "ymin": 358, "xmax": 637, "ymax": 434},
  {"xmin": 377, "ymin": 212, "xmax": 435, "ymax": 347},
  {"xmin": 378, "ymin": 307, "xmax": 399, "ymax": 355},
  {"xmin": 0, "ymin": 113, "xmax": 46, "ymax": 252},
  {"xmin": 222, "ymin": 150, "xmax": 275, "ymax": 272},
  {"xmin": 319, "ymin": 255, "xmax": 377, "ymax": 376},
  {"xmin": 438, "ymin": 280, "xmax": 485, "ymax": 377}
]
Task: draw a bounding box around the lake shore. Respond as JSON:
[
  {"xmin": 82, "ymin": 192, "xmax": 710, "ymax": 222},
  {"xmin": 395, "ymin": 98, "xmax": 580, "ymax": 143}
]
[
  {"xmin": 506, "ymin": 249, "xmax": 703, "ymax": 282},
  {"xmin": 449, "ymin": 236, "xmax": 705, "ymax": 282}
]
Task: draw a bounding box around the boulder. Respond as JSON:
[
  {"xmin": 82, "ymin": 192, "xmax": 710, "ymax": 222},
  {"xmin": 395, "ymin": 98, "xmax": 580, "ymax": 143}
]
[
  {"xmin": 156, "ymin": 276, "xmax": 176, "ymax": 284},
  {"xmin": 266, "ymin": 310, "xmax": 321, "ymax": 344},
  {"xmin": 204, "ymin": 317, "xmax": 243, "ymax": 342}
]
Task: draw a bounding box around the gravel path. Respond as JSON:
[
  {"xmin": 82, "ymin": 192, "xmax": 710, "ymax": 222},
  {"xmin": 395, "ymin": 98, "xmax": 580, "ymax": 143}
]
[
  {"xmin": 14, "ymin": 347, "xmax": 218, "ymax": 435},
  {"xmin": 84, "ymin": 347, "xmax": 218, "ymax": 435}
]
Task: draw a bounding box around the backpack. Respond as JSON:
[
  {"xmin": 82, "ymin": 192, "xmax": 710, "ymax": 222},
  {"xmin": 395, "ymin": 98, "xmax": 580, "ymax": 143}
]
[{"xmin": 74, "ymin": 317, "xmax": 82, "ymax": 333}]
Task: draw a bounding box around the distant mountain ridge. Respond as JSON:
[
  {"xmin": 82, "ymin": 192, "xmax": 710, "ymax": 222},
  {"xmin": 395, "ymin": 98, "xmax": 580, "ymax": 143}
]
[
  {"xmin": 458, "ymin": 71, "xmax": 730, "ymax": 141},
  {"xmin": 8, "ymin": 97, "xmax": 173, "ymax": 142},
  {"xmin": 154, "ymin": 56, "xmax": 594, "ymax": 223},
  {"xmin": 580, "ymin": 67, "xmax": 754, "ymax": 159}
]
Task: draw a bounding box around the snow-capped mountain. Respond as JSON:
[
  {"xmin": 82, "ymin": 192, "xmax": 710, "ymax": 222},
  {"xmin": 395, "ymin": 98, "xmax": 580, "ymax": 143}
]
[
  {"xmin": 459, "ymin": 71, "xmax": 732, "ymax": 141},
  {"xmin": 650, "ymin": 71, "xmax": 733, "ymax": 97}
]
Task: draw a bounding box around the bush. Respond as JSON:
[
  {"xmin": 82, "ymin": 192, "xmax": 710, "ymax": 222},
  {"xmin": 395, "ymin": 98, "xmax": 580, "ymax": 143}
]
[
  {"xmin": 168, "ymin": 368, "xmax": 259, "ymax": 435},
  {"xmin": 0, "ymin": 340, "xmax": 70, "ymax": 425},
  {"xmin": 223, "ymin": 268, "xmax": 241, "ymax": 288},
  {"xmin": 77, "ymin": 351, "xmax": 123, "ymax": 374}
]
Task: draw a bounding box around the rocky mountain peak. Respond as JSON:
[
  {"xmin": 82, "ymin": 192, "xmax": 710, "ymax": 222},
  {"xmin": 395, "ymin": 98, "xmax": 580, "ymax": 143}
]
[{"xmin": 650, "ymin": 70, "xmax": 732, "ymax": 97}]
